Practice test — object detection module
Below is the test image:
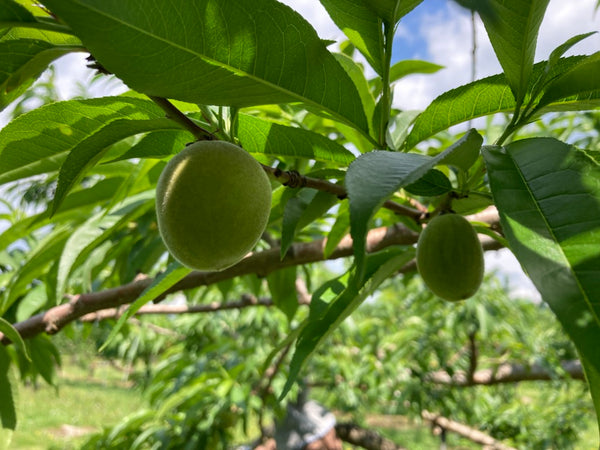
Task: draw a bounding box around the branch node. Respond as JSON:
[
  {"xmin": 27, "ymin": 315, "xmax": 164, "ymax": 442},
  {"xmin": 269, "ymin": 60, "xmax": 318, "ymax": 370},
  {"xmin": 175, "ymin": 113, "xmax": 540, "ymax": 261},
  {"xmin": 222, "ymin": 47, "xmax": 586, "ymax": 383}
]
[{"xmin": 282, "ymin": 170, "xmax": 306, "ymax": 189}]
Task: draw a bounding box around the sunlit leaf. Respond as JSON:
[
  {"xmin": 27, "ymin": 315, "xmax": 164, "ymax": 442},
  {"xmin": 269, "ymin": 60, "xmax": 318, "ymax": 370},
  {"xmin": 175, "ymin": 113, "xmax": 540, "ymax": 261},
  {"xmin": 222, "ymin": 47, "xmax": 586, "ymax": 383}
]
[
  {"xmin": 42, "ymin": 0, "xmax": 368, "ymax": 133},
  {"xmin": 483, "ymin": 137, "xmax": 600, "ymax": 430}
]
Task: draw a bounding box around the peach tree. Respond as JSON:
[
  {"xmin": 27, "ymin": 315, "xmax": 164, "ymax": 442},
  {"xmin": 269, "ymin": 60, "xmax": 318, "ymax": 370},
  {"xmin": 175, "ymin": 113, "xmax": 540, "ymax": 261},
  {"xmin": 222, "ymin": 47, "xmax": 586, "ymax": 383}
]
[{"xmin": 0, "ymin": 0, "xmax": 599, "ymax": 446}]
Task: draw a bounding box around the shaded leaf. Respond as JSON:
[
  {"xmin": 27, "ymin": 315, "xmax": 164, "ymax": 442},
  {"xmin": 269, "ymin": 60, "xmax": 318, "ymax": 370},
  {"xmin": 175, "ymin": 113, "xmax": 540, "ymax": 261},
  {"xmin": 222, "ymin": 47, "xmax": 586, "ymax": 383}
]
[
  {"xmin": 0, "ymin": 39, "xmax": 81, "ymax": 111},
  {"xmin": 237, "ymin": 114, "xmax": 355, "ymax": 165},
  {"xmin": 55, "ymin": 192, "xmax": 155, "ymax": 302},
  {"xmin": 51, "ymin": 117, "xmax": 181, "ymax": 213},
  {"xmin": 483, "ymin": 137, "xmax": 600, "ymax": 430},
  {"xmin": 404, "ymin": 169, "xmax": 452, "ymax": 197},
  {"xmin": 0, "ymin": 317, "xmax": 29, "ymax": 361},
  {"xmin": 333, "ymin": 53, "xmax": 376, "ymax": 135},
  {"xmin": 324, "ymin": 200, "xmax": 350, "ymax": 258},
  {"xmin": 347, "ymin": 129, "xmax": 482, "ymax": 272},
  {"xmin": 0, "ymin": 347, "xmax": 16, "ymax": 436},
  {"xmin": 267, "ymin": 267, "xmax": 298, "ymax": 321}
]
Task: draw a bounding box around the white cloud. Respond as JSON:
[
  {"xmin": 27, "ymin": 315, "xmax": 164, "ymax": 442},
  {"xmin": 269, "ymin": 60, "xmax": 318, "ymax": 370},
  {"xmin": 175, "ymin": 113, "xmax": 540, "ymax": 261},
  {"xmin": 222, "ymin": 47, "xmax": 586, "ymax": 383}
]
[
  {"xmin": 393, "ymin": 0, "xmax": 600, "ymax": 110},
  {"xmin": 278, "ymin": 0, "xmax": 344, "ymax": 41}
]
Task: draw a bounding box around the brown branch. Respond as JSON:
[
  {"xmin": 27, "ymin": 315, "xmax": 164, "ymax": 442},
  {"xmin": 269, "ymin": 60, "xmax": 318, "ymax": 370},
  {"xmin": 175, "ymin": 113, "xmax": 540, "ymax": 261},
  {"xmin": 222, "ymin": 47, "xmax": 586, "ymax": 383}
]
[
  {"xmin": 425, "ymin": 359, "xmax": 584, "ymax": 386},
  {"xmin": 262, "ymin": 166, "xmax": 425, "ymax": 221},
  {"xmin": 148, "ymin": 96, "xmax": 216, "ymax": 141},
  {"xmin": 1, "ymin": 208, "xmax": 502, "ymax": 344},
  {"xmin": 79, "ymin": 295, "xmax": 278, "ymax": 322},
  {"xmin": 421, "ymin": 410, "xmax": 517, "ymax": 450},
  {"xmin": 150, "ymin": 96, "xmax": 427, "ymax": 222},
  {"xmin": 335, "ymin": 422, "xmax": 407, "ymax": 450}
]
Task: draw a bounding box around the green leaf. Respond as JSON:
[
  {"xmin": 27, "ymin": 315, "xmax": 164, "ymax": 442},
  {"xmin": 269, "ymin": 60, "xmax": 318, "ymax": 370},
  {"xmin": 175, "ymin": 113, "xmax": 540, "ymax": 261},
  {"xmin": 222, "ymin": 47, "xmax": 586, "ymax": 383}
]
[
  {"xmin": 2, "ymin": 226, "xmax": 71, "ymax": 314},
  {"xmin": 333, "ymin": 53, "xmax": 376, "ymax": 135},
  {"xmin": 280, "ymin": 246, "xmax": 414, "ymax": 398},
  {"xmin": 0, "ymin": 0, "xmax": 35, "ymax": 25},
  {"xmin": 267, "ymin": 267, "xmax": 298, "ymax": 321},
  {"xmin": 479, "ymin": 0, "xmax": 550, "ymax": 107},
  {"xmin": 51, "ymin": 117, "xmax": 181, "ymax": 213},
  {"xmin": 547, "ymin": 33, "xmax": 597, "ymax": 69},
  {"xmin": 0, "ymin": 346, "xmax": 16, "ymax": 436},
  {"xmin": 55, "ymin": 192, "xmax": 155, "ymax": 302},
  {"xmin": 0, "ymin": 317, "xmax": 29, "ymax": 361},
  {"xmin": 0, "ymin": 177, "xmax": 124, "ymax": 252},
  {"xmin": 324, "ymin": 200, "xmax": 350, "ymax": 258},
  {"xmin": 404, "ymin": 169, "xmax": 452, "ymax": 197},
  {"xmin": 237, "ymin": 114, "xmax": 355, "ymax": 166},
  {"xmin": 319, "ymin": 0, "xmax": 384, "ymax": 74},
  {"xmin": 109, "ymin": 130, "xmax": 193, "ymax": 162},
  {"xmin": 371, "ymin": 60, "xmax": 444, "ymax": 95},
  {"xmin": 42, "ymin": 0, "xmax": 368, "ymax": 134},
  {"xmin": 386, "ymin": 110, "xmax": 420, "ymax": 151},
  {"xmin": 536, "ymin": 52, "xmax": 600, "ymax": 113},
  {"xmin": 15, "ymin": 283, "xmax": 47, "ymax": 322},
  {"xmin": 99, "ymin": 262, "xmax": 192, "ymax": 352},
  {"xmin": 0, "ymin": 39, "xmax": 81, "ymax": 111},
  {"xmin": 365, "ymin": 0, "xmax": 424, "ymax": 25},
  {"xmin": 483, "ymin": 138, "xmax": 600, "ymax": 431},
  {"xmin": 0, "ymin": 0, "xmax": 73, "ymax": 36},
  {"xmin": 0, "ymin": 97, "xmax": 168, "ymax": 185},
  {"xmin": 346, "ymin": 129, "xmax": 482, "ymax": 272},
  {"xmin": 405, "ymin": 57, "xmax": 588, "ymax": 149},
  {"xmin": 281, "ymin": 189, "xmax": 338, "ymax": 259}
]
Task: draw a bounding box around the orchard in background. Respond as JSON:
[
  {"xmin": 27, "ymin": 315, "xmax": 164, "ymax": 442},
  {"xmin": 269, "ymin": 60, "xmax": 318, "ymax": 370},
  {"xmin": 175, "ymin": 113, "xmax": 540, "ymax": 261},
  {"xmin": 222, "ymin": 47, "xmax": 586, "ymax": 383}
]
[{"xmin": 0, "ymin": 0, "xmax": 599, "ymax": 448}]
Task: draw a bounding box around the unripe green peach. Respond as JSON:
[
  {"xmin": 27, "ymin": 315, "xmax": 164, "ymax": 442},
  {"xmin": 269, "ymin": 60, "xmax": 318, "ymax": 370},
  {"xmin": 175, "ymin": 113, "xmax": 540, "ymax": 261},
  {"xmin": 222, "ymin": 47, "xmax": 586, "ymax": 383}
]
[
  {"xmin": 416, "ymin": 213, "xmax": 484, "ymax": 301},
  {"xmin": 155, "ymin": 140, "xmax": 272, "ymax": 271}
]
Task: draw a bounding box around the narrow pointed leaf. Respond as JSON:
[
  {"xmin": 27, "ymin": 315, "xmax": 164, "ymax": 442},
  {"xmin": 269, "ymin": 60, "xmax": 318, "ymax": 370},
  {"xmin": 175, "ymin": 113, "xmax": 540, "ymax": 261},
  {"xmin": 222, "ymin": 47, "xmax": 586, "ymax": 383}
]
[
  {"xmin": 333, "ymin": 53, "xmax": 376, "ymax": 134},
  {"xmin": 0, "ymin": 347, "xmax": 16, "ymax": 434},
  {"xmin": 537, "ymin": 52, "xmax": 600, "ymax": 112},
  {"xmin": 483, "ymin": 138, "xmax": 600, "ymax": 430},
  {"xmin": 0, "ymin": 0, "xmax": 35, "ymax": 28},
  {"xmin": 99, "ymin": 262, "xmax": 192, "ymax": 352},
  {"xmin": 371, "ymin": 60, "xmax": 444, "ymax": 95},
  {"xmin": 2, "ymin": 226, "xmax": 71, "ymax": 314},
  {"xmin": 347, "ymin": 129, "xmax": 482, "ymax": 271},
  {"xmin": 0, "ymin": 39, "xmax": 81, "ymax": 111},
  {"xmin": 0, "ymin": 177, "xmax": 124, "ymax": 252},
  {"xmin": 51, "ymin": 117, "xmax": 181, "ymax": 213},
  {"xmin": 267, "ymin": 267, "xmax": 298, "ymax": 321},
  {"xmin": 280, "ymin": 247, "xmax": 414, "ymax": 398},
  {"xmin": 319, "ymin": 0, "xmax": 384, "ymax": 74},
  {"xmin": 55, "ymin": 192, "xmax": 154, "ymax": 302},
  {"xmin": 405, "ymin": 57, "xmax": 588, "ymax": 149},
  {"xmin": 0, "ymin": 317, "xmax": 29, "ymax": 361},
  {"xmin": 366, "ymin": 0, "xmax": 424, "ymax": 24},
  {"xmin": 0, "ymin": 97, "xmax": 169, "ymax": 185},
  {"xmin": 479, "ymin": 0, "xmax": 550, "ymax": 107},
  {"xmin": 42, "ymin": 0, "xmax": 368, "ymax": 133},
  {"xmin": 237, "ymin": 114, "xmax": 355, "ymax": 165}
]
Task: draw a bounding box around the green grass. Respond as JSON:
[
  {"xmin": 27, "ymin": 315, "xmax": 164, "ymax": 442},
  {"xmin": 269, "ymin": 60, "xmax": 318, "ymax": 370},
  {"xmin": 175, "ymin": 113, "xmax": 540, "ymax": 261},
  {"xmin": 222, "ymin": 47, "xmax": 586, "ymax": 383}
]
[{"xmin": 11, "ymin": 358, "xmax": 145, "ymax": 450}]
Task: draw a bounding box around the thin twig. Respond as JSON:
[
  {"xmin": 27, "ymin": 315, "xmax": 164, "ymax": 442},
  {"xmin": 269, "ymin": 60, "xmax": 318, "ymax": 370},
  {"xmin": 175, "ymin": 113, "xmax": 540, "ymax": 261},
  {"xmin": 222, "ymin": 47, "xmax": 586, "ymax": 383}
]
[
  {"xmin": 149, "ymin": 96, "xmax": 425, "ymax": 222},
  {"xmin": 148, "ymin": 95, "xmax": 216, "ymax": 141}
]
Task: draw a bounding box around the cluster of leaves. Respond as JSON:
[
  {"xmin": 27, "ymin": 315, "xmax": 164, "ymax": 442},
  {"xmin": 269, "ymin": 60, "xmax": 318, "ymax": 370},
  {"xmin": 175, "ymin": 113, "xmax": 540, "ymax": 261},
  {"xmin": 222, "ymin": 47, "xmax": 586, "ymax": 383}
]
[
  {"xmin": 76, "ymin": 276, "xmax": 593, "ymax": 449},
  {"xmin": 0, "ymin": 0, "xmax": 600, "ymax": 447}
]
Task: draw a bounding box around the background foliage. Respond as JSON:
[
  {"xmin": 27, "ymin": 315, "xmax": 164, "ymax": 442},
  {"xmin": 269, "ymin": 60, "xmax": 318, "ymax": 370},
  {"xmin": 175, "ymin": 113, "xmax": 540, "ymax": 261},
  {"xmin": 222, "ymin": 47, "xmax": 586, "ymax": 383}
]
[{"xmin": 1, "ymin": 0, "xmax": 599, "ymax": 448}]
